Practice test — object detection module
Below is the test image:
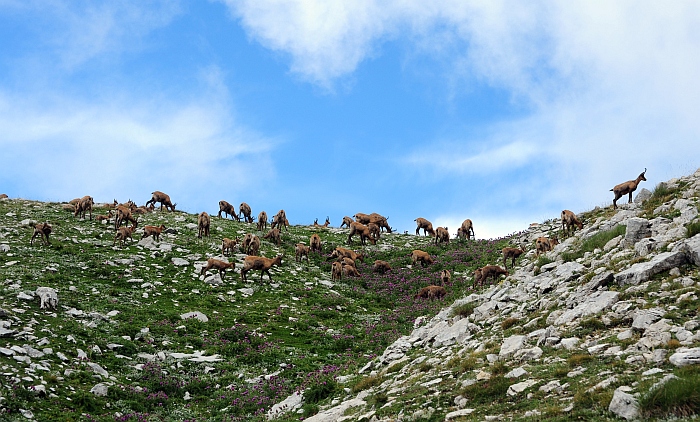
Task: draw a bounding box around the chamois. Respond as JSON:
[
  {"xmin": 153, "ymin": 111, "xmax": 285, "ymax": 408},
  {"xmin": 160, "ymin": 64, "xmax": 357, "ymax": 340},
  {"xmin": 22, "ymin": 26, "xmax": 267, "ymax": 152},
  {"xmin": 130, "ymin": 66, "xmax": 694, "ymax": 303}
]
[
  {"xmin": 114, "ymin": 204, "xmax": 137, "ymax": 230},
  {"xmin": 264, "ymin": 228, "xmax": 282, "ymax": 246},
  {"xmin": 440, "ymin": 269, "xmax": 451, "ymax": 285},
  {"xmin": 474, "ymin": 265, "xmax": 508, "ymax": 287},
  {"xmin": 240, "ymin": 255, "xmax": 283, "ymax": 283},
  {"xmin": 415, "ymin": 285, "xmax": 446, "ymax": 300},
  {"xmin": 248, "ymin": 235, "xmax": 261, "ymax": 256},
  {"xmin": 535, "ymin": 237, "xmax": 559, "ymax": 257},
  {"xmin": 415, "ymin": 218, "xmax": 436, "ymax": 237},
  {"xmin": 331, "ymin": 261, "xmax": 343, "ymax": 281},
  {"xmin": 348, "ymin": 221, "xmax": 376, "ymax": 245},
  {"xmin": 30, "ymin": 223, "xmax": 52, "ymax": 246},
  {"xmin": 310, "ymin": 233, "xmax": 322, "ymax": 254},
  {"xmin": 340, "ymin": 216, "xmax": 353, "ymax": 229},
  {"xmin": 411, "ymin": 250, "xmax": 434, "ymax": 267},
  {"xmin": 146, "ymin": 191, "xmax": 176, "ymax": 212},
  {"xmin": 142, "ymin": 224, "xmax": 166, "ymax": 241},
  {"xmin": 368, "ymin": 223, "xmax": 381, "ymax": 242},
  {"xmin": 197, "ymin": 212, "xmax": 210, "ymax": 238},
  {"xmin": 113, "ymin": 225, "xmax": 137, "ymax": 247},
  {"xmin": 502, "ymin": 247, "xmax": 525, "ymax": 270},
  {"xmin": 313, "ymin": 217, "xmax": 330, "ymax": 228},
  {"xmin": 200, "ymin": 258, "xmax": 236, "ymax": 280},
  {"xmin": 561, "ymin": 210, "xmax": 583, "ymax": 236},
  {"xmin": 295, "ymin": 243, "xmax": 310, "ymax": 263},
  {"xmin": 218, "ymin": 200, "xmax": 239, "ymax": 221},
  {"xmin": 257, "ymin": 211, "xmax": 268, "ymax": 231},
  {"xmin": 74, "ymin": 196, "xmax": 94, "ymax": 220},
  {"xmin": 355, "ymin": 213, "xmax": 393, "ymax": 232},
  {"xmin": 611, "ymin": 168, "xmax": 647, "ymax": 209},
  {"xmin": 222, "ymin": 237, "xmax": 238, "ymax": 257},
  {"xmin": 457, "ymin": 219, "xmax": 475, "ymax": 240},
  {"xmin": 372, "ymin": 260, "xmax": 391, "ymax": 274},
  {"xmin": 271, "ymin": 210, "xmax": 289, "ymax": 231},
  {"xmin": 239, "ymin": 202, "xmax": 254, "ymax": 223},
  {"xmin": 435, "ymin": 227, "xmax": 450, "ymax": 245},
  {"xmin": 330, "ymin": 247, "xmax": 365, "ymax": 263}
]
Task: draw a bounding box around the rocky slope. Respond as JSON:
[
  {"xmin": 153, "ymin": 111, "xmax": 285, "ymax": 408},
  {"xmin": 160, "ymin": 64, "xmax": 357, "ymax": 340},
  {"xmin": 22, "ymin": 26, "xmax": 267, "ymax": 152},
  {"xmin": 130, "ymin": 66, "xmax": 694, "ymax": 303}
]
[{"xmin": 285, "ymin": 168, "xmax": 700, "ymax": 421}]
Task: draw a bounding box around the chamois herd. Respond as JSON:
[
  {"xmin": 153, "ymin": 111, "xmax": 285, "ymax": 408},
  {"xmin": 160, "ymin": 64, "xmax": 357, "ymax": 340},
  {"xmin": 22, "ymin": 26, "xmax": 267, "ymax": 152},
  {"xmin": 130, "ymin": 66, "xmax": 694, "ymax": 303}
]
[{"xmin": 18, "ymin": 169, "xmax": 647, "ymax": 297}]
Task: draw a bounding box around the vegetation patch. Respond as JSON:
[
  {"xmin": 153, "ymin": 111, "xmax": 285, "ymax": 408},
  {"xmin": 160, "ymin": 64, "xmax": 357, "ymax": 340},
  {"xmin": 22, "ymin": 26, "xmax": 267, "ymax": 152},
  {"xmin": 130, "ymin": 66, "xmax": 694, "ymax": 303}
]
[
  {"xmin": 561, "ymin": 225, "xmax": 626, "ymax": 262},
  {"xmin": 639, "ymin": 373, "xmax": 700, "ymax": 419}
]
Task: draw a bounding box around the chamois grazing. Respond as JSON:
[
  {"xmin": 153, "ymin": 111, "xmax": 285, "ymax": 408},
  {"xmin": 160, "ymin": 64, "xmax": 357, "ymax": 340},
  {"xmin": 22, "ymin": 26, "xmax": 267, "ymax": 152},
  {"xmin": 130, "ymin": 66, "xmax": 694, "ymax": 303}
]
[
  {"xmin": 271, "ymin": 210, "xmax": 289, "ymax": 231},
  {"xmin": 30, "ymin": 223, "xmax": 52, "ymax": 246},
  {"xmin": 340, "ymin": 216, "xmax": 353, "ymax": 229},
  {"xmin": 240, "ymin": 255, "xmax": 283, "ymax": 283},
  {"xmin": 535, "ymin": 237, "xmax": 559, "ymax": 257},
  {"xmin": 415, "ymin": 285, "xmax": 446, "ymax": 300},
  {"xmin": 355, "ymin": 213, "xmax": 393, "ymax": 232},
  {"xmin": 415, "ymin": 218, "xmax": 436, "ymax": 237},
  {"xmin": 310, "ymin": 233, "xmax": 322, "ymax": 254},
  {"xmin": 197, "ymin": 212, "xmax": 211, "ymax": 239},
  {"xmin": 457, "ymin": 219, "xmax": 475, "ymax": 240},
  {"xmin": 146, "ymin": 191, "xmax": 176, "ymax": 212},
  {"xmin": 141, "ymin": 224, "xmax": 167, "ymax": 242},
  {"xmin": 342, "ymin": 262, "xmax": 361, "ymax": 277},
  {"xmin": 474, "ymin": 265, "xmax": 508, "ymax": 287},
  {"xmin": 257, "ymin": 211, "xmax": 268, "ymax": 231},
  {"xmin": 218, "ymin": 200, "xmax": 239, "ymax": 221},
  {"xmin": 411, "ymin": 250, "xmax": 434, "ymax": 267},
  {"xmin": 113, "ymin": 225, "xmax": 137, "ymax": 247},
  {"xmin": 241, "ymin": 233, "xmax": 253, "ymax": 253},
  {"xmin": 74, "ymin": 195, "xmax": 94, "ymax": 220},
  {"xmin": 330, "ymin": 247, "xmax": 365, "ymax": 263},
  {"xmin": 264, "ymin": 228, "xmax": 281, "ymax": 246},
  {"xmin": 248, "ymin": 235, "xmax": 261, "ymax": 256},
  {"xmin": 331, "ymin": 261, "xmax": 343, "ymax": 281},
  {"xmin": 611, "ymin": 168, "xmax": 647, "ymax": 209},
  {"xmin": 348, "ymin": 221, "xmax": 376, "ymax": 245},
  {"xmin": 372, "ymin": 260, "xmax": 391, "ymax": 273},
  {"xmin": 502, "ymin": 247, "xmax": 525, "ymax": 270},
  {"xmin": 561, "ymin": 210, "xmax": 583, "ymax": 236},
  {"xmin": 114, "ymin": 203, "xmax": 138, "ymax": 230},
  {"xmin": 239, "ymin": 202, "xmax": 254, "ymax": 223},
  {"xmin": 200, "ymin": 258, "xmax": 236, "ymax": 280},
  {"xmin": 295, "ymin": 243, "xmax": 310, "ymax": 263},
  {"xmin": 440, "ymin": 269, "xmax": 451, "ymax": 285},
  {"xmin": 368, "ymin": 223, "xmax": 381, "ymax": 242},
  {"xmin": 222, "ymin": 238, "xmax": 238, "ymax": 257},
  {"xmin": 435, "ymin": 227, "xmax": 450, "ymax": 245}
]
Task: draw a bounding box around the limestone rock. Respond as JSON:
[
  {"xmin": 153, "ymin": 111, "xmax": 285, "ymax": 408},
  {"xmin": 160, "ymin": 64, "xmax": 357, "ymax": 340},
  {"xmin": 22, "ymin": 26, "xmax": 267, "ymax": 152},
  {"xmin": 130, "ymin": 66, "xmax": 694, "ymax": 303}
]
[{"xmin": 608, "ymin": 387, "xmax": 639, "ymax": 420}]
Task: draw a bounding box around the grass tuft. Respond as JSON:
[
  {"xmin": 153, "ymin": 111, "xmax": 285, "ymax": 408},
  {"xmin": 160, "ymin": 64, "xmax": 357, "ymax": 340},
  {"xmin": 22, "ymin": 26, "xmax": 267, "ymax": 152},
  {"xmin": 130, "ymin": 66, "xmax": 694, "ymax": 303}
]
[{"xmin": 639, "ymin": 374, "xmax": 700, "ymax": 419}]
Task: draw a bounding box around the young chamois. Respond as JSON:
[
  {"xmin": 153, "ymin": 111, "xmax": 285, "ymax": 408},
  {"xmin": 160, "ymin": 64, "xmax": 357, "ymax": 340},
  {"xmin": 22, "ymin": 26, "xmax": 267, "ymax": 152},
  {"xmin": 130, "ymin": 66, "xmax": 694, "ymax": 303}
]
[
  {"xmin": 561, "ymin": 210, "xmax": 583, "ymax": 236},
  {"xmin": 411, "ymin": 250, "xmax": 434, "ymax": 267},
  {"xmin": 257, "ymin": 211, "xmax": 268, "ymax": 231},
  {"xmin": 415, "ymin": 285, "xmax": 446, "ymax": 300},
  {"xmin": 474, "ymin": 265, "xmax": 508, "ymax": 287},
  {"xmin": 114, "ymin": 204, "xmax": 138, "ymax": 230},
  {"xmin": 142, "ymin": 224, "xmax": 167, "ymax": 242},
  {"xmin": 95, "ymin": 210, "xmax": 113, "ymax": 223},
  {"xmin": 611, "ymin": 168, "xmax": 647, "ymax": 209},
  {"xmin": 310, "ymin": 233, "xmax": 322, "ymax": 254},
  {"xmin": 535, "ymin": 237, "xmax": 559, "ymax": 257},
  {"xmin": 200, "ymin": 258, "xmax": 236, "ymax": 280},
  {"xmin": 240, "ymin": 255, "xmax": 283, "ymax": 283},
  {"xmin": 74, "ymin": 196, "xmax": 94, "ymax": 220},
  {"xmin": 435, "ymin": 227, "xmax": 450, "ymax": 245},
  {"xmin": 222, "ymin": 237, "xmax": 239, "ymax": 257},
  {"xmin": 264, "ymin": 228, "xmax": 282, "ymax": 246},
  {"xmin": 146, "ymin": 191, "xmax": 176, "ymax": 212},
  {"xmin": 239, "ymin": 202, "xmax": 254, "ymax": 223},
  {"xmin": 348, "ymin": 222, "xmax": 376, "ymax": 245},
  {"xmin": 248, "ymin": 235, "xmax": 261, "ymax": 256},
  {"xmin": 440, "ymin": 269, "xmax": 451, "ymax": 285},
  {"xmin": 457, "ymin": 219, "xmax": 475, "ymax": 240},
  {"xmin": 415, "ymin": 218, "xmax": 436, "ymax": 237},
  {"xmin": 218, "ymin": 200, "xmax": 239, "ymax": 221},
  {"xmin": 342, "ymin": 262, "xmax": 361, "ymax": 277},
  {"xmin": 241, "ymin": 233, "xmax": 253, "ymax": 253},
  {"xmin": 340, "ymin": 216, "xmax": 354, "ymax": 229},
  {"xmin": 502, "ymin": 247, "xmax": 525, "ymax": 270},
  {"xmin": 331, "ymin": 261, "xmax": 343, "ymax": 281},
  {"xmin": 372, "ymin": 260, "xmax": 391, "ymax": 274},
  {"xmin": 198, "ymin": 212, "xmax": 211, "ymax": 238},
  {"xmin": 330, "ymin": 247, "xmax": 365, "ymax": 263},
  {"xmin": 295, "ymin": 243, "xmax": 310, "ymax": 263},
  {"xmin": 114, "ymin": 224, "xmax": 137, "ymax": 247},
  {"xmin": 313, "ymin": 217, "xmax": 330, "ymax": 228},
  {"xmin": 31, "ymin": 223, "xmax": 52, "ymax": 246},
  {"xmin": 368, "ymin": 223, "xmax": 381, "ymax": 242}
]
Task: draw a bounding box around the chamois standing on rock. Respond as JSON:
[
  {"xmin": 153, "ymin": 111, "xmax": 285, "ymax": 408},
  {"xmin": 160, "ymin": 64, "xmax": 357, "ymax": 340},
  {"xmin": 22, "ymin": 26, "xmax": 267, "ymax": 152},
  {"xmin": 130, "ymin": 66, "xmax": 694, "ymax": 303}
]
[
  {"xmin": 142, "ymin": 224, "xmax": 166, "ymax": 242},
  {"xmin": 200, "ymin": 258, "xmax": 236, "ymax": 280},
  {"xmin": 31, "ymin": 223, "xmax": 52, "ymax": 246},
  {"xmin": 536, "ymin": 237, "xmax": 559, "ymax": 257},
  {"xmin": 415, "ymin": 218, "xmax": 436, "ymax": 237},
  {"xmin": 474, "ymin": 265, "xmax": 508, "ymax": 287},
  {"xmin": 146, "ymin": 191, "xmax": 176, "ymax": 212},
  {"xmin": 198, "ymin": 212, "xmax": 210, "ymax": 238},
  {"xmin": 240, "ymin": 255, "xmax": 283, "ymax": 283},
  {"xmin": 611, "ymin": 168, "xmax": 647, "ymax": 209},
  {"xmin": 502, "ymin": 247, "xmax": 525, "ymax": 270},
  {"xmin": 561, "ymin": 210, "xmax": 583, "ymax": 236},
  {"xmin": 218, "ymin": 200, "xmax": 239, "ymax": 221}
]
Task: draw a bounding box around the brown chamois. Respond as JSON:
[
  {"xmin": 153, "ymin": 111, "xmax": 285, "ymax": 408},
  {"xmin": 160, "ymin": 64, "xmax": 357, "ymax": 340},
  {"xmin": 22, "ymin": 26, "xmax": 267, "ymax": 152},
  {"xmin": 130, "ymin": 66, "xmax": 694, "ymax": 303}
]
[
  {"xmin": 263, "ymin": 228, "xmax": 282, "ymax": 246},
  {"xmin": 502, "ymin": 247, "xmax": 525, "ymax": 270},
  {"xmin": 435, "ymin": 226, "xmax": 450, "ymax": 245},
  {"xmin": 561, "ymin": 210, "xmax": 583, "ymax": 236},
  {"xmin": 248, "ymin": 235, "xmax": 261, "ymax": 256},
  {"xmin": 331, "ymin": 261, "xmax": 343, "ymax": 281},
  {"xmin": 414, "ymin": 218, "xmax": 436, "ymax": 237},
  {"xmin": 270, "ymin": 210, "xmax": 288, "ymax": 231},
  {"xmin": 222, "ymin": 237, "xmax": 239, "ymax": 257},
  {"xmin": 295, "ymin": 243, "xmax": 310, "ymax": 263},
  {"xmin": 340, "ymin": 216, "xmax": 354, "ymax": 229},
  {"xmin": 457, "ymin": 219, "xmax": 475, "ymax": 240},
  {"xmin": 611, "ymin": 168, "xmax": 647, "ymax": 209},
  {"xmin": 95, "ymin": 210, "xmax": 113, "ymax": 223},
  {"xmin": 239, "ymin": 202, "xmax": 254, "ymax": 223},
  {"xmin": 474, "ymin": 265, "xmax": 508, "ymax": 287},
  {"xmin": 200, "ymin": 258, "xmax": 236, "ymax": 280},
  {"xmin": 440, "ymin": 269, "xmax": 451, "ymax": 285},
  {"xmin": 142, "ymin": 224, "xmax": 167, "ymax": 241},
  {"xmin": 240, "ymin": 255, "xmax": 283, "ymax": 283},
  {"xmin": 257, "ymin": 211, "xmax": 268, "ymax": 231},
  {"xmin": 535, "ymin": 237, "xmax": 559, "ymax": 257},
  {"xmin": 313, "ymin": 217, "xmax": 330, "ymax": 228},
  {"xmin": 114, "ymin": 204, "xmax": 138, "ymax": 230},
  {"xmin": 330, "ymin": 247, "xmax": 365, "ymax": 263},
  {"xmin": 368, "ymin": 223, "xmax": 381, "ymax": 242},
  {"xmin": 74, "ymin": 195, "xmax": 94, "ymax": 220},
  {"xmin": 372, "ymin": 260, "xmax": 391, "ymax": 273},
  {"xmin": 197, "ymin": 212, "xmax": 210, "ymax": 238},
  {"xmin": 241, "ymin": 233, "xmax": 253, "ymax": 253},
  {"xmin": 342, "ymin": 262, "xmax": 361, "ymax": 277},
  {"xmin": 348, "ymin": 221, "xmax": 376, "ymax": 245},
  {"xmin": 31, "ymin": 222, "xmax": 52, "ymax": 246},
  {"xmin": 310, "ymin": 233, "xmax": 322, "ymax": 254},
  {"xmin": 113, "ymin": 224, "xmax": 137, "ymax": 247},
  {"xmin": 355, "ymin": 212, "xmax": 393, "ymax": 232},
  {"xmin": 0, "ymin": 194, "xmax": 8, "ymax": 199},
  {"xmin": 218, "ymin": 200, "xmax": 239, "ymax": 221},
  {"xmin": 411, "ymin": 250, "xmax": 434, "ymax": 267},
  {"xmin": 146, "ymin": 191, "xmax": 176, "ymax": 212},
  {"xmin": 415, "ymin": 285, "xmax": 446, "ymax": 300}
]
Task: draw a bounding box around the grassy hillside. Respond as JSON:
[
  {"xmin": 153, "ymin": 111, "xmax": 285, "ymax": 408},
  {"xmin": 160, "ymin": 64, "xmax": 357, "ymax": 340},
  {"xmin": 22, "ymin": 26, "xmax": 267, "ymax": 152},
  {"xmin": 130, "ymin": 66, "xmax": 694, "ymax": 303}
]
[{"xmin": 0, "ymin": 199, "xmax": 513, "ymax": 421}]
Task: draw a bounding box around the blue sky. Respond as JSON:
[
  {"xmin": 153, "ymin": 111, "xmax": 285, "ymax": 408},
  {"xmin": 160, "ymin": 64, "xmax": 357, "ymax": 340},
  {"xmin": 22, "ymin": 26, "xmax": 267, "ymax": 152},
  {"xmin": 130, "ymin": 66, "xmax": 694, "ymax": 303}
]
[{"xmin": 2, "ymin": 1, "xmax": 700, "ymax": 239}]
